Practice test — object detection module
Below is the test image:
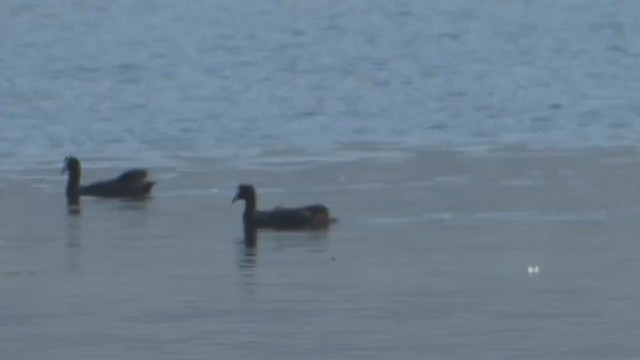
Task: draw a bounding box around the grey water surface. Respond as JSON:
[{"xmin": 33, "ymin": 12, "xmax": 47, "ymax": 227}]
[{"xmin": 2, "ymin": 1, "xmax": 640, "ymax": 359}]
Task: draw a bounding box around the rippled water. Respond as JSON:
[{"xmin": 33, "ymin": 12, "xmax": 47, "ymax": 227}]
[
  {"xmin": 3, "ymin": 1, "xmax": 640, "ymax": 359},
  {"xmin": 2, "ymin": 0, "xmax": 640, "ymax": 165}
]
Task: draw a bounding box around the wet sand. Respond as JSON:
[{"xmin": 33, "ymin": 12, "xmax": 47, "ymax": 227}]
[{"xmin": 2, "ymin": 146, "xmax": 640, "ymax": 359}]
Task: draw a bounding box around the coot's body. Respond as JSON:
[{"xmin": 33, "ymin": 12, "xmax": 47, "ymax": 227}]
[
  {"xmin": 62, "ymin": 156, "xmax": 155, "ymax": 204},
  {"xmin": 232, "ymin": 184, "xmax": 335, "ymax": 230}
]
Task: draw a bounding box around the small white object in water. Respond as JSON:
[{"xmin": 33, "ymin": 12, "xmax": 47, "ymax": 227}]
[{"xmin": 527, "ymin": 265, "xmax": 540, "ymax": 274}]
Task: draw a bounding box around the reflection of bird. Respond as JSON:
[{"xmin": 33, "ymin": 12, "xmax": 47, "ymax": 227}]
[
  {"xmin": 232, "ymin": 184, "xmax": 336, "ymax": 230},
  {"xmin": 243, "ymin": 223, "xmax": 257, "ymax": 248},
  {"xmin": 61, "ymin": 156, "xmax": 156, "ymax": 204}
]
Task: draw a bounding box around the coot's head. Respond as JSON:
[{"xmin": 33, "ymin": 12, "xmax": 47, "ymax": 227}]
[
  {"xmin": 232, "ymin": 184, "xmax": 256, "ymax": 203},
  {"xmin": 61, "ymin": 156, "xmax": 80, "ymax": 175}
]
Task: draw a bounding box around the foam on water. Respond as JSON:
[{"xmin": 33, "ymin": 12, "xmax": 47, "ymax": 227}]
[{"xmin": 367, "ymin": 210, "xmax": 613, "ymax": 226}]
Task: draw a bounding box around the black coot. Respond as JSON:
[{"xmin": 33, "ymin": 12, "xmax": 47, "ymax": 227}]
[
  {"xmin": 62, "ymin": 156, "xmax": 156, "ymax": 204},
  {"xmin": 232, "ymin": 184, "xmax": 336, "ymax": 230}
]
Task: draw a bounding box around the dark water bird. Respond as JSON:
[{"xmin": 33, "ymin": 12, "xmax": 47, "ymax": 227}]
[
  {"xmin": 61, "ymin": 156, "xmax": 156, "ymax": 204},
  {"xmin": 232, "ymin": 184, "xmax": 336, "ymax": 230}
]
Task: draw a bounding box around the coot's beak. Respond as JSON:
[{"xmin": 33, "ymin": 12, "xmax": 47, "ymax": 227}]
[
  {"xmin": 60, "ymin": 163, "xmax": 68, "ymax": 175},
  {"xmin": 231, "ymin": 193, "xmax": 240, "ymax": 204}
]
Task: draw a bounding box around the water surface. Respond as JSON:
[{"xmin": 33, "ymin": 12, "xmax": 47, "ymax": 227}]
[{"xmin": 2, "ymin": 1, "xmax": 640, "ymax": 359}]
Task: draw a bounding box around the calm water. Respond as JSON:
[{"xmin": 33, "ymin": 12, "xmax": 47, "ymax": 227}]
[{"xmin": 2, "ymin": 1, "xmax": 640, "ymax": 359}]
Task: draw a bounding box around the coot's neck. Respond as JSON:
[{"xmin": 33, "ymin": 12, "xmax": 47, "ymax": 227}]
[
  {"xmin": 66, "ymin": 166, "xmax": 81, "ymax": 205},
  {"xmin": 242, "ymin": 191, "xmax": 257, "ymax": 221}
]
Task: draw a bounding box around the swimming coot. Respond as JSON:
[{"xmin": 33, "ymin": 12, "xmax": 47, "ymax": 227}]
[
  {"xmin": 232, "ymin": 184, "xmax": 336, "ymax": 230},
  {"xmin": 62, "ymin": 156, "xmax": 156, "ymax": 203}
]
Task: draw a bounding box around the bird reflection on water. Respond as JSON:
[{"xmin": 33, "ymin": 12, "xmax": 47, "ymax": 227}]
[
  {"xmin": 65, "ymin": 210, "xmax": 83, "ymax": 271},
  {"xmin": 238, "ymin": 224, "xmax": 258, "ymax": 271},
  {"xmin": 236, "ymin": 222, "xmax": 332, "ymax": 274},
  {"xmin": 67, "ymin": 204, "xmax": 81, "ymax": 215}
]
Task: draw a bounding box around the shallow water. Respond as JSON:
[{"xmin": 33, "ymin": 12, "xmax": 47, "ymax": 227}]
[{"xmin": 2, "ymin": 1, "xmax": 640, "ymax": 359}]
